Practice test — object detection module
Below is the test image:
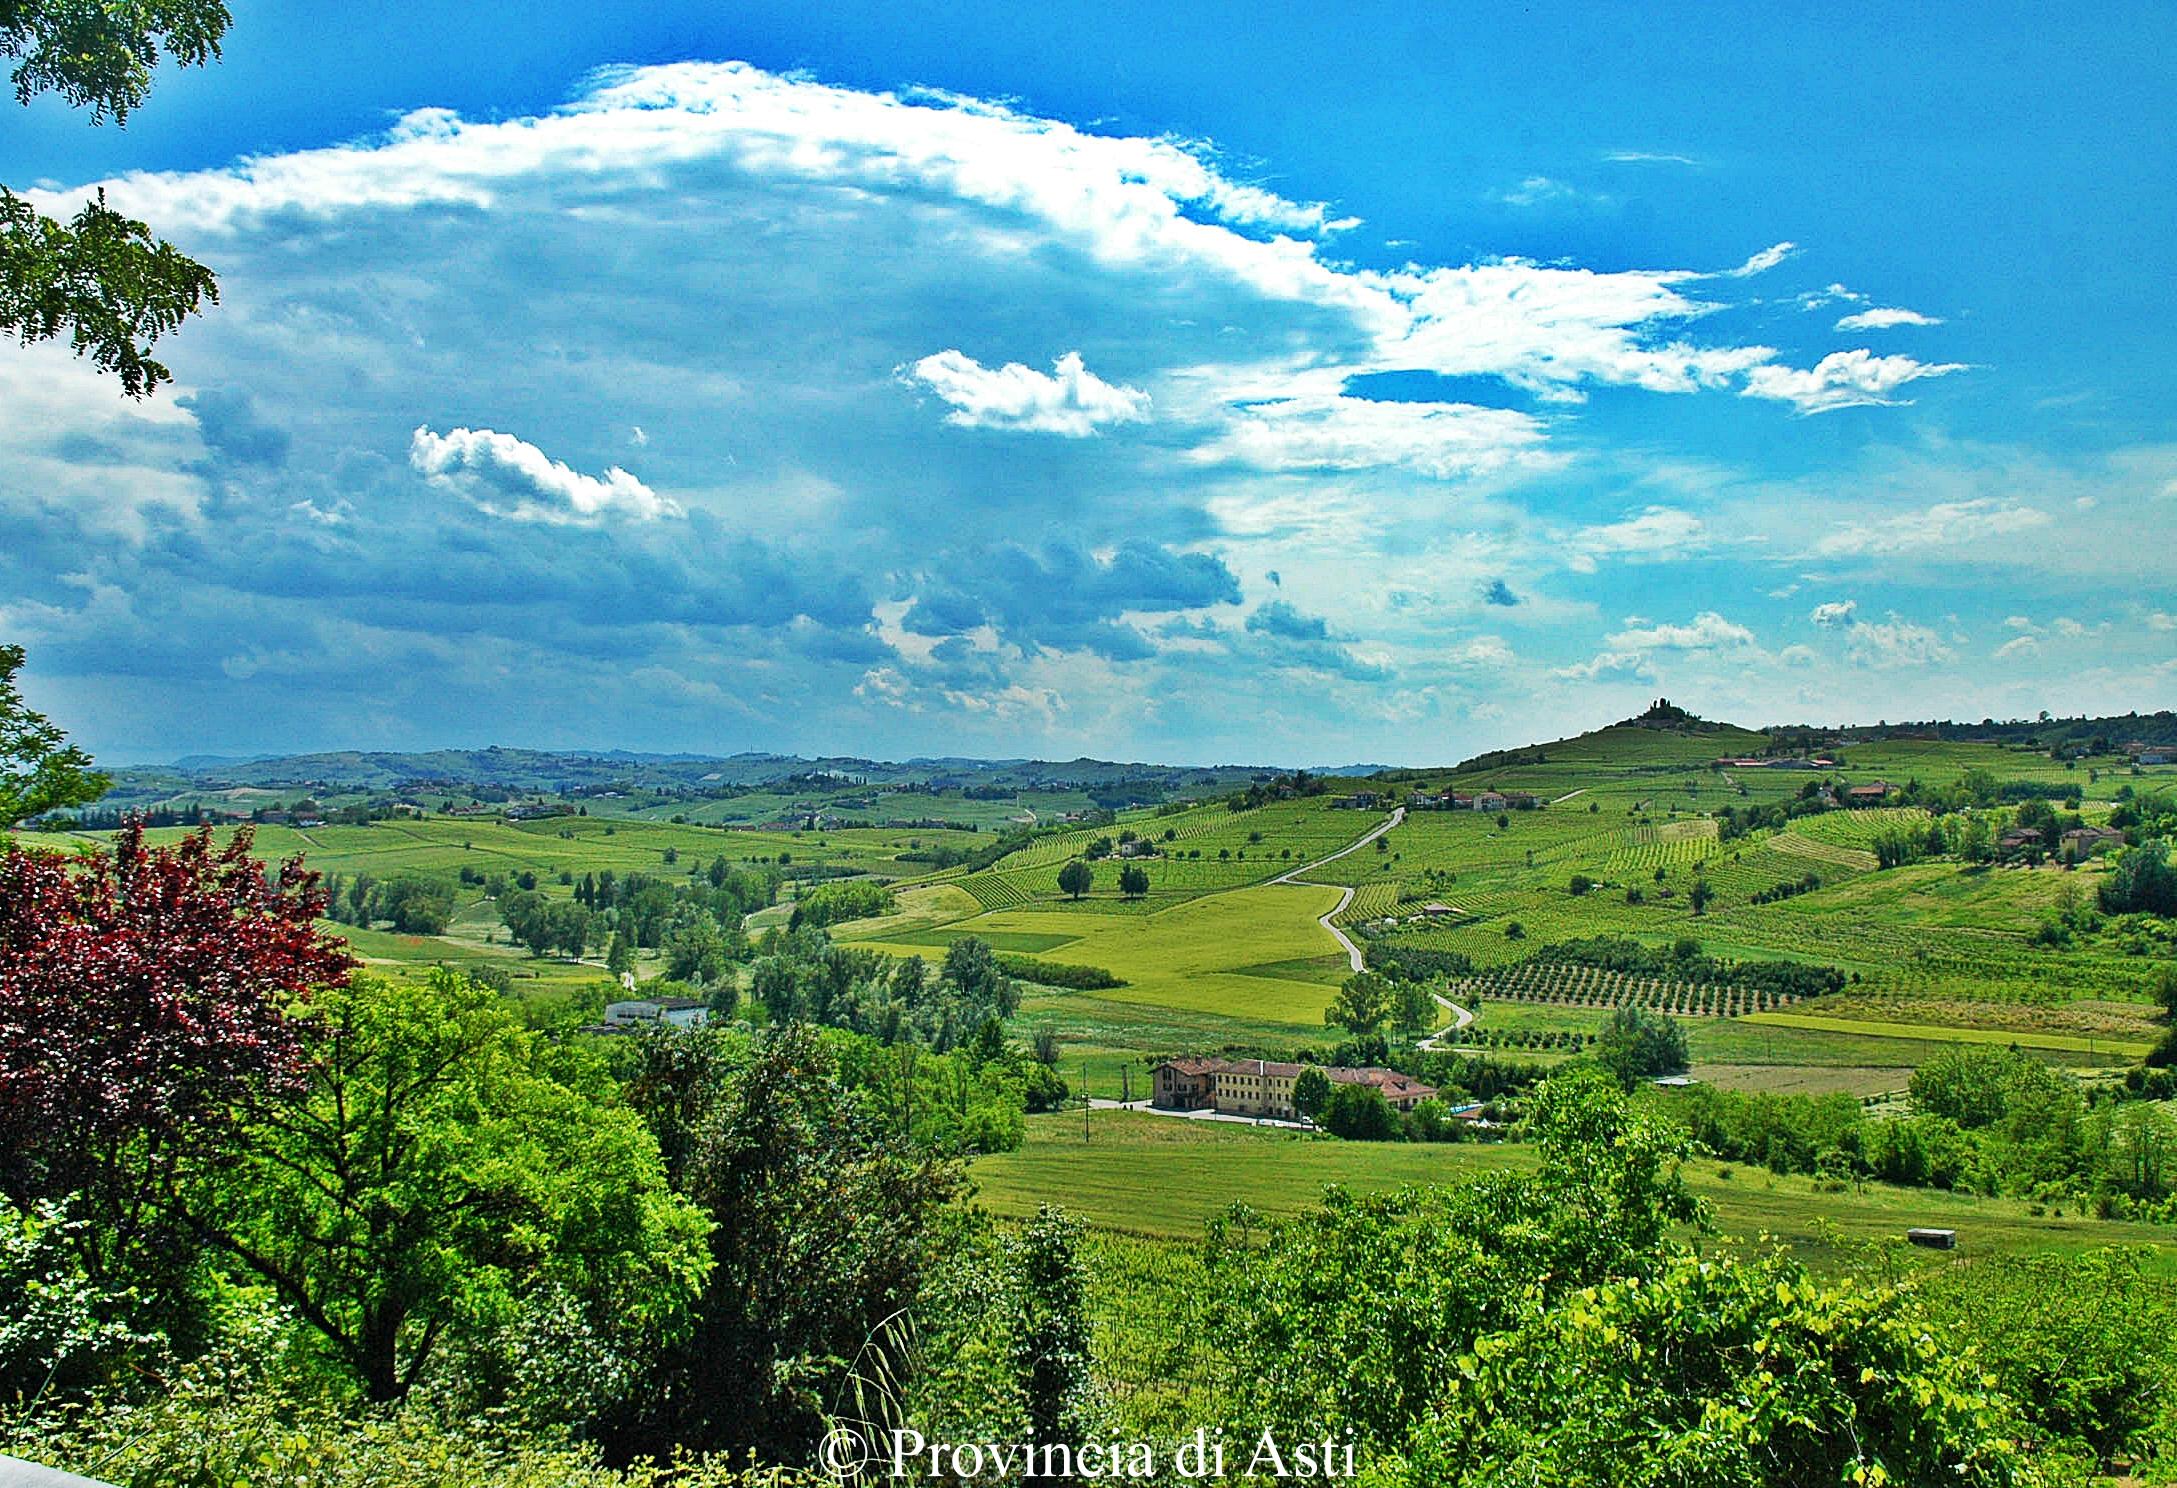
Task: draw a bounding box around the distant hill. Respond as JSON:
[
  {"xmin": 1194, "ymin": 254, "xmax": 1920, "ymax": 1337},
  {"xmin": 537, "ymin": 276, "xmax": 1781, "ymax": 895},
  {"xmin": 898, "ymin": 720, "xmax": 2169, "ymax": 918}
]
[
  {"xmin": 91, "ymin": 746, "xmax": 1299, "ymax": 817},
  {"xmin": 1762, "ymin": 710, "xmax": 2177, "ymax": 752}
]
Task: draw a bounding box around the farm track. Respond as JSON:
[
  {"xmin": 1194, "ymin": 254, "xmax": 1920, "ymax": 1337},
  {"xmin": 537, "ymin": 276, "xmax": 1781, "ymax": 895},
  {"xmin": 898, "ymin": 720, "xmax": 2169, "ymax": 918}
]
[{"xmin": 1274, "ymin": 806, "xmax": 1404, "ymax": 973}]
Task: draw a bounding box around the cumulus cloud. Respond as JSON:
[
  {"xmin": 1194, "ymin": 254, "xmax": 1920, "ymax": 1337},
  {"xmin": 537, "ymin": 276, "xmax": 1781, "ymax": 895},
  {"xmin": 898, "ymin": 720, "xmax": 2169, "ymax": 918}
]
[
  {"xmin": 904, "ymin": 350, "xmax": 1150, "ymax": 436},
  {"xmin": 1797, "ymin": 598, "xmax": 1953, "ymax": 667},
  {"xmin": 35, "ymin": 59, "xmax": 1954, "ymax": 480},
  {"xmin": 3, "ymin": 57, "xmax": 2032, "ymax": 760},
  {"xmin": 1812, "ymin": 499, "xmax": 2052, "ymax": 558},
  {"xmin": 1835, "ymin": 306, "xmax": 1943, "ymax": 331},
  {"xmin": 1724, "ymin": 242, "xmax": 1797, "ymax": 277},
  {"xmin": 1606, "ymin": 611, "xmax": 1757, "ymax": 652},
  {"xmin": 1194, "ymin": 395, "xmax": 1549, "ymax": 478},
  {"xmin": 1496, "ymin": 175, "xmax": 1588, "ymax": 207},
  {"xmin": 1562, "ymin": 506, "xmax": 1710, "ymax": 572},
  {"xmin": 409, "ymin": 426, "xmax": 681, "ymax": 524},
  {"xmin": 1742, "ymin": 349, "xmax": 1968, "ymax": 414}
]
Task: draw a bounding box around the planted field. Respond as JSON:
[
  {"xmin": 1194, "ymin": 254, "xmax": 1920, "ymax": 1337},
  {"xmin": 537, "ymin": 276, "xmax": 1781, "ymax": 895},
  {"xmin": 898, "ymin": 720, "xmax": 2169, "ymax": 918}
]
[
  {"xmin": 1741, "ymin": 1010, "xmax": 2153, "ymax": 1058},
  {"xmin": 1457, "ymin": 959, "xmax": 1802, "ymax": 1018},
  {"xmin": 970, "ymin": 1111, "xmax": 2177, "ymax": 1265},
  {"xmin": 845, "ymin": 879, "xmax": 1352, "ymax": 1028}
]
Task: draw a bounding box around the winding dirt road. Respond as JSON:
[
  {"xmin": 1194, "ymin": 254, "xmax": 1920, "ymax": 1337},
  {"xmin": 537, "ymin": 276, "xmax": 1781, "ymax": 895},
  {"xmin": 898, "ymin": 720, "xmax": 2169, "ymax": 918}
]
[{"xmin": 1273, "ymin": 804, "xmax": 1404, "ymax": 973}]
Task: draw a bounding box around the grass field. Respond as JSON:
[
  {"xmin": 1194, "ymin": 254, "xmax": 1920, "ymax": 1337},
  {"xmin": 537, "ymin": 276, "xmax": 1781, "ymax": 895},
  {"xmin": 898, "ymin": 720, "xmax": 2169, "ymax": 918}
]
[
  {"xmin": 970, "ymin": 1111, "xmax": 2177, "ymax": 1269},
  {"xmin": 849, "ymin": 880, "xmax": 1353, "ymax": 1028}
]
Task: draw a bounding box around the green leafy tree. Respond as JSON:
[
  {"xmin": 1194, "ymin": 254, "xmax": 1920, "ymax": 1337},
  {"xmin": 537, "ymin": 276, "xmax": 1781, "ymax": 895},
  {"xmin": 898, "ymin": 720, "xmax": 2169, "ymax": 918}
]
[
  {"xmin": 1, "ymin": 2, "xmax": 227, "ymax": 394},
  {"xmin": 1056, "ymin": 859, "xmax": 1092, "ymax": 899},
  {"xmin": 1325, "ymin": 970, "xmax": 1394, "ymax": 1038},
  {"xmin": 1322, "ymin": 1082, "xmax": 1401, "ymax": 1141},
  {"xmin": 182, "ymin": 971, "xmax": 710, "ymax": 1401},
  {"xmin": 1292, "ymin": 1067, "xmax": 1333, "ymax": 1122},
  {"xmin": 0, "ymin": 644, "xmax": 109, "ymax": 826},
  {"xmin": 2101, "ymin": 838, "xmax": 2177, "ymax": 916},
  {"xmin": 611, "ymin": 1023, "xmax": 966, "ymax": 1460},
  {"xmin": 1117, "ymin": 862, "xmax": 1149, "ymax": 898},
  {"xmin": 1009, "ymin": 1204, "xmax": 1091, "ymax": 1474},
  {"xmin": 666, "ymin": 913, "xmax": 731, "ymax": 984},
  {"xmin": 376, "ymin": 876, "xmax": 453, "ymax": 935},
  {"xmin": 1392, "ymin": 978, "xmax": 1435, "ymax": 1039},
  {"xmin": 1596, "ymin": 1004, "xmax": 1689, "ymax": 1085}
]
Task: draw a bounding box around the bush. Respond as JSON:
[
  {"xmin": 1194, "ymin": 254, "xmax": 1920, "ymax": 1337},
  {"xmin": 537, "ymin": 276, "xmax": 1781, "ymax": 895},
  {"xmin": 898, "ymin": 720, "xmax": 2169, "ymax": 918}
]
[{"xmin": 994, "ymin": 954, "xmax": 1125, "ymax": 990}]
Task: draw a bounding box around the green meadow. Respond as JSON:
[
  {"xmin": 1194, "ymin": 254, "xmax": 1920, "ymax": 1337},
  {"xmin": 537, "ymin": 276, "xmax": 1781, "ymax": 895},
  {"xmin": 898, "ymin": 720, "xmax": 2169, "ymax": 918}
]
[{"xmin": 970, "ymin": 1110, "xmax": 2177, "ymax": 1270}]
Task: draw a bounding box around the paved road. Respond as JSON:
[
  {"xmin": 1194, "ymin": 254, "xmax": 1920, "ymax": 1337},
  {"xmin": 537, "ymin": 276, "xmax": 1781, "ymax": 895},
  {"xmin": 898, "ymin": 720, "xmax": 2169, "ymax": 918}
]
[
  {"xmin": 1273, "ymin": 805, "xmax": 1406, "ymax": 973},
  {"xmin": 1089, "ymin": 1096, "xmax": 1314, "ymax": 1131},
  {"xmin": 1415, "ymin": 990, "xmax": 1477, "ymax": 1052}
]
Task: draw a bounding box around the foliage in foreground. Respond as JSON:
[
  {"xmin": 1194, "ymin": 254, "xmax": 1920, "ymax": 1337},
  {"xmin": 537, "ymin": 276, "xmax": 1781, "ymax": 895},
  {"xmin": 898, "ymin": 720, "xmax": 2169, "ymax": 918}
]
[{"xmin": 1207, "ymin": 1068, "xmax": 2072, "ymax": 1487}]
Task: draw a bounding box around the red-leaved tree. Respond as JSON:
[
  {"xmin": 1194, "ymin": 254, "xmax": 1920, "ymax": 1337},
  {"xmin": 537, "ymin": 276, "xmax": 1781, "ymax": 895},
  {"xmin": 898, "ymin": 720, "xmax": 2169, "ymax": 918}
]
[{"xmin": 0, "ymin": 822, "xmax": 352, "ymax": 1283}]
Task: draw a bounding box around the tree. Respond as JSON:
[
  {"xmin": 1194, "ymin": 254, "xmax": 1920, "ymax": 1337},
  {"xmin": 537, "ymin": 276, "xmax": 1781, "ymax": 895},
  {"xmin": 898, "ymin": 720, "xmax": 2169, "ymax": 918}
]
[
  {"xmin": 498, "ymin": 889, "xmax": 553, "ymax": 957},
  {"xmin": 1056, "ymin": 859, "xmax": 1092, "ymax": 900},
  {"xmin": 606, "ymin": 929, "xmax": 635, "ymax": 977},
  {"xmin": 547, "ymin": 900, "xmax": 593, "ymax": 958},
  {"xmin": 1596, "ymin": 1004, "xmax": 1689, "ymax": 1086},
  {"xmin": 1118, "ymin": 863, "xmax": 1150, "ymax": 898},
  {"xmin": 1322, "ymin": 1083, "xmax": 1401, "ymax": 1141},
  {"xmin": 0, "ymin": 823, "xmax": 350, "ymax": 1300},
  {"xmin": 612, "ymin": 1023, "xmax": 966, "ymax": 1460},
  {"xmin": 1009, "ymin": 1205, "xmax": 1091, "ymax": 1477},
  {"xmin": 1, "ymin": 2, "xmax": 228, "ymax": 395},
  {"xmin": 1292, "ymin": 1067, "xmax": 1333, "ymax": 1122},
  {"xmin": 2101, "ymin": 838, "xmax": 2177, "ymax": 917},
  {"xmin": 0, "ymin": 644, "xmax": 109, "ymax": 826},
  {"xmin": 1688, "ymin": 877, "xmax": 1714, "ymax": 916},
  {"xmin": 666, "ymin": 913, "xmax": 731, "ymax": 984},
  {"xmin": 376, "ymin": 876, "xmax": 453, "ymax": 935},
  {"xmin": 1325, "ymin": 970, "xmax": 1394, "ymax": 1038},
  {"xmin": 183, "ymin": 971, "xmax": 710, "ymax": 1402},
  {"xmin": 1392, "ymin": 978, "xmax": 1435, "ymax": 1039}
]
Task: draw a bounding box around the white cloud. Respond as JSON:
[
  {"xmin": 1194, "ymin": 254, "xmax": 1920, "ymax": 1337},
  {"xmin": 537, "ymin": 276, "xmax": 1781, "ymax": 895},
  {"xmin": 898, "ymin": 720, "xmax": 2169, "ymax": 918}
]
[
  {"xmin": 1742, "ymin": 349, "xmax": 1968, "ymax": 414},
  {"xmin": 1444, "ymin": 635, "xmax": 1516, "ymax": 667},
  {"xmin": 1832, "ymin": 614, "xmax": 1954, "ymax": 668},
  {"xmin": 1193, "ymin": 395, "xmax": 1549, "ymax": 479},
  {"xmin": 41, "ymin": 62, "xmax": 1880, "ymax": 425},
  {"xmin": 1812, "ymin": 498, "xmax": 2052, "ymax": 558},
  {"xmin": 1562, "ymin": 506, "xmax": 1710, "ymax": 572},
  {"xmin": 1724, "ymin": 242, "xmax": 1798, "ymax": 278},
  {"xmin": 1835, "ymin": 306, "xmax": 1943, "ymax": 331},
  {"xmin": 408, "ymin": 425, "xmax": 681, "ymax": 524},
  {"xmin": 2147, "ymin": 612, "xmax": 2177, "ymax": 632},
  {"xmin": 904, "ymin": 350, "xmax": 1150, "ymax": 436},
  {"xmin": 1605, "ymin": 610, "xmax": 1757, "ymax": 652},
  {"xmin": 1605, "ymin": 150, "xmax": 1701, "ymax": 166},
  {"xmin": 1497, "ymin": 175, "xmax": 1583, "ymax": 207},
  {"xmin": 1809, "ymin": 600, "xmax": 1858, "ymax": 627}
]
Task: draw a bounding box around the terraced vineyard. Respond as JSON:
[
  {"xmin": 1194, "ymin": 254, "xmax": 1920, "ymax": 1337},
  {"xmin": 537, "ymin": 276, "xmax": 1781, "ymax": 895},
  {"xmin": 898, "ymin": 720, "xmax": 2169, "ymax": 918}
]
[
  {"xmin": 1332, "ymin": 880, "xmax": 1404, "ymax": 926},
  {"xmin": 1457, "ymin": 959, "xmax": 1805, "ymax": 1019}
]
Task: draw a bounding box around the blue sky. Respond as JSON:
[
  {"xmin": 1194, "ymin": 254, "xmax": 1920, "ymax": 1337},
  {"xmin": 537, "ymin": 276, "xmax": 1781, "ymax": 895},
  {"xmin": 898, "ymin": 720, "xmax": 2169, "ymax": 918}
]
[{"xmin": 4, "ymin": 1, "xmax": 2173, "ymax": 765}]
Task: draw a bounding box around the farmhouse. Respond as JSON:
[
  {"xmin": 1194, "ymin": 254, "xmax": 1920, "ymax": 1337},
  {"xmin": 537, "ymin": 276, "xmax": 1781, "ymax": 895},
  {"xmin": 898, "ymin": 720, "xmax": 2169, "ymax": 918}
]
[
  {"xmin": 1843, "ymin": 781, "xmax": 1893, "ymax": 804},
  {"xmin": 1151, "ymin": 1058, "xmax": 1437, "ymax": 1120},
  {"xmin": 602, "ymin": 996, "xmax": 711, "ymax": 1030},
  {"xmin": 2059, "ymin": 826, "xmax": 2125, "ymax": 861},
  {"xmin": 1997, "ymin": 827, "xmax": 2046, "ymax": 861}
]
